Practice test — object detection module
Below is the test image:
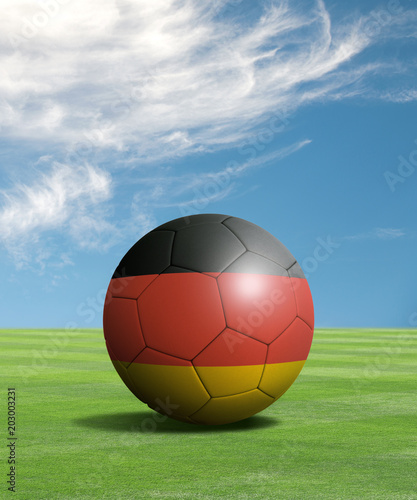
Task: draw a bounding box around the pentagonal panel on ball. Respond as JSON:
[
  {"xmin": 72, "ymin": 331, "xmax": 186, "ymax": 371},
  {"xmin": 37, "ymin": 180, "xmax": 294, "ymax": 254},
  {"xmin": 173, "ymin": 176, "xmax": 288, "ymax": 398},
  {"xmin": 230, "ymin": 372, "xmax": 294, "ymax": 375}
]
[
  {"xmin": 193, "ymin": 328, "xmax": 267, "ymax": 397},
  {"xmin": 218, "ymin": 253, "xmax": 297, "ymax": 344},
  {"xmin": 172, "ymin": 222, "xmax": 245, "ymax": 273},
  {"xmin": 103, "ymin": 296, "xmax": 146, "ymax": 363},
  {"xmin": 127, "ymin": 348, "xmax": 210, "ymax": 418},
  {"xmin": 138, "ymin": 273, "xmax": 226, "ymax": 359}
]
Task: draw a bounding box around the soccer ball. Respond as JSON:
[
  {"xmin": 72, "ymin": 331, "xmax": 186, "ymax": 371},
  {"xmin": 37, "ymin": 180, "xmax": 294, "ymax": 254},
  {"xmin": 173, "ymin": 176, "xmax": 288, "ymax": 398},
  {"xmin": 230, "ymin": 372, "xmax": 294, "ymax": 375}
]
[{"xmin": 103, "ymin": 214, "xmax": 314, "ymax": 425}]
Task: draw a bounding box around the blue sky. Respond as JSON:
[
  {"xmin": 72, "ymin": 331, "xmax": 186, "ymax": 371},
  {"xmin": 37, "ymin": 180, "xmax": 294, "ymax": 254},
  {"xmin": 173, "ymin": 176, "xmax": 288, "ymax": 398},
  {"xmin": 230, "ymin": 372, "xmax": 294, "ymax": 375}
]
[{"xmin": 0, "ymin": 0, "xmax": 416, "ymax": 329}]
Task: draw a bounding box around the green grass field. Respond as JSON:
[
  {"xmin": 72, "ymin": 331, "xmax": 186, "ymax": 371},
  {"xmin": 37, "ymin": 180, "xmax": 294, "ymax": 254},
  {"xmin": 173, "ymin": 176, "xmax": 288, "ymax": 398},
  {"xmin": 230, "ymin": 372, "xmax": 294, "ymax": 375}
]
[{"xmin": 1, "ymin": 328, "xmax": 416, "ymax": 499}]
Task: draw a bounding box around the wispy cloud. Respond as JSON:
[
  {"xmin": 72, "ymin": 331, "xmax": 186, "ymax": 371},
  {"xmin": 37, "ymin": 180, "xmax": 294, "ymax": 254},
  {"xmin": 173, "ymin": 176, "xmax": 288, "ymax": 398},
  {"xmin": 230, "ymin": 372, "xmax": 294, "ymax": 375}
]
[
  {"xmin": 0, "ymin": 0, "xmax": 416, "ymax": 268},
  {"xmin": 374, "ymin": 89, "xmax": 417, "ymax": 103},
  {"xmin": 0, "ymin": 162, "xmax": 113, "ymax": 266},
  {"xmin": 0, "ymin": 136, "xmax": 311, "ymax": 268},
  {"xmin": 344, "ymin": 228, "xmax": 406, "ymax": 241},
  {"xmin": 1, "ymin": 0, "xmax": 414, "ymax": 160},
  {"xmin": 127, "ymin": 139, "xmax": 311, "ymax": 210}
]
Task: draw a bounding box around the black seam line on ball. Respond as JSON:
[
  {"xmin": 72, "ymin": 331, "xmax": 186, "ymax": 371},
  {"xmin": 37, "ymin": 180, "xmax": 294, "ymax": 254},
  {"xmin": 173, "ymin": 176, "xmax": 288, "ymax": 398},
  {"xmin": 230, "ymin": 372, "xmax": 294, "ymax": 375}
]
[
  {"xmin": 160, "ymin": 265, "xmax": 196, "ymax": 273},
  {"xmin": 296, "ymin": 315, "xmax": 314, "ymax": 332},
  {"xmin": 221, "ymin": 219, "xmax": 248, "ymax": 251},
  {"xmin": 169, "ymin": 232, "xmax": 174, "ymax": 267},
  {"xmin": 233, "ymin": 243, "xmax": 295, "ymax": 271},
  {"xmin": 163, "ymin": 263, "xmax": 205, "ymax": 274},
  {"xmin": 110, "ymin": 274, "xmax": 159, "ymax": 300},
  {"xmin": 231, "ymin": 328, "xmax": 269, "ymax": 346},
  {"xmin": 257, "ymin": 347, "xmax": 269, "ymax": 392},
  {"xmin": 188, "ymin": 398, "xmax": 211, "ymax": 419},
  {"xmin": 127, "ymin": 346, "xmax": 194, "ymax": 368},
  {"xmin": 217, "ymin": 246, "xmax": 246, "ymax": 273},
  {"xmin": 287, "ymin": 261, "xmax": 305, "ymax": 278},
  {"xmin": 191, "ymin": 328, "xmax": 227, "ymax": 365},
  {"xmin": 221, "ymin": 249, "xmax": 289, "ymax": 274},
  {"xmin": 257, "ymin": 387, "xmax": 275, "ymax": 400},
  {"xmin": 188, "ymin": 387, "xmax": 269, "ymax": 420},
  {"xmin": 191, "ymin": 366, "xmax": 213, "ymax": 399},
  {"xmin": 221, "ymin": 221, "xmax": 296, "ymax": 271},
  {"xmin": 288, "ymin": 278, "xmax": 300, "ymax": 329},
  {"xmin": 267, "ymin": 317, "xmax": 298, "ymax": 345},
  {"xmin": 135, "ymin": 304, "xmax": 146, "ymax": 359},
  {"xmin": 152, "ymin": 216, "xmax": 230, "ymax": 232},
  {"xmin": 112, "ymin": 230, "xmax": 175, "ymax": 279},
  {"xmin": 110, "ymin": 267, "xmax": 299, "ymax": 278},
  {"xmin": 214, "ymin": 279, "xmax": 228, "ymax": 332},
  {"xmin": 126, "ymin": 345, "xmax": 147, "ymax": 369},
  {"xmin": 208, "ymin": 388, "xmax": 271, "ymax": 399}
]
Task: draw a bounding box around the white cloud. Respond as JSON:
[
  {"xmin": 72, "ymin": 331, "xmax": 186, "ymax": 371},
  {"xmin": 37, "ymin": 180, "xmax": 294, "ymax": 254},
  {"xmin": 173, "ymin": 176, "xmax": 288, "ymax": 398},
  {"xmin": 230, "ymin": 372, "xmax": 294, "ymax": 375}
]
[
  {"xmin": 344, "ymin": 228, "xmax": 406, "ymax": 241},
  {"xmin": 373, "ymin": 228, "xmax": 406, "ymax": 240},
  {"xmin": 0, "ymin": 1, "xmax": 416, "ymax": 268},
  {"xmin": 375, "ymin": 89, "xmax": 417, "ymax": 103},
  {"xmin": 1, "ymin": 0, "xmax": 414, "ymax": 160},
  {"xmin": 0, "ymin": 162, "xmax": 113, "ymax": 266},
  {"xmin": 127, "ymin": 139, "xmax": 311, "ymax": 211}
]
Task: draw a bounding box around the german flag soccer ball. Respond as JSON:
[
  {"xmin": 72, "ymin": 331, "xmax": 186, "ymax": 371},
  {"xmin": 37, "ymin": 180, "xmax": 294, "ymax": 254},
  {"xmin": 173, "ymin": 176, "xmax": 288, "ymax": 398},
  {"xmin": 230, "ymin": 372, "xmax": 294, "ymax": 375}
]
[{"xmin": 103, "ymin": 214, "xmax": 314, "ymax": 425}]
